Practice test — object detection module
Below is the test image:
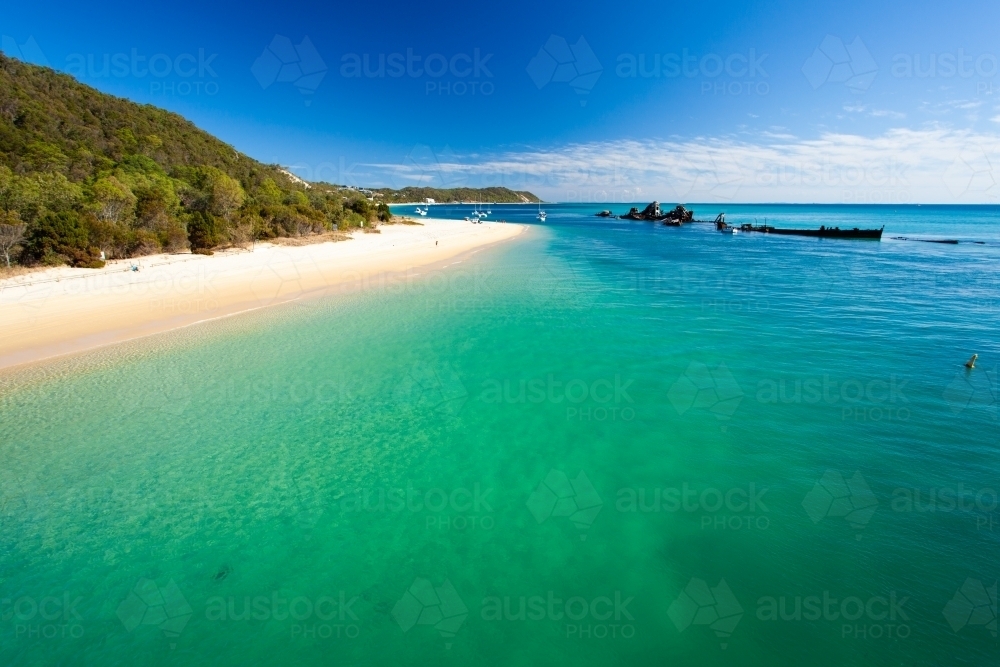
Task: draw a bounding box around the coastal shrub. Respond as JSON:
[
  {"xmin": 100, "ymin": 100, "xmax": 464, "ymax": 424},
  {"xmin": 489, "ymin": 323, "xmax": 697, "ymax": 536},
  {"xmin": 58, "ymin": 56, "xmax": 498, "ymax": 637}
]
[
  {"xmin": 155, "ymin": 218, "xmax": 189, "ymax": 252},
  {"xmin": 128, "ymin": 229, "xmax": 162, "ymax": 257},
  {"xmin": 377, "ymin": 202, "xmax": 392, "ymax": 222},
  {"xmin": 187, "ymin": 211, "xmax": 224, "ymax": 251},
  {"xmin": 22, "ymin": 211, "xmax": 103, "ymax": 267},
  {"xmin": 338, "ymin": 210, "xmax": 366, "ymax": 230}
]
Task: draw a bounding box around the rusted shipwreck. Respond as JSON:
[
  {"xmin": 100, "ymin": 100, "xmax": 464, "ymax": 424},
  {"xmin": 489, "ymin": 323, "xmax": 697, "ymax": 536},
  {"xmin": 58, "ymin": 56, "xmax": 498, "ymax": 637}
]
[
  {"xmin": 715, "ymin": 214, "xmax": 883, "ymax": 240},
  {"xmin": 620, "ymin": 202, "xmax": 694, "ymax": 224}
]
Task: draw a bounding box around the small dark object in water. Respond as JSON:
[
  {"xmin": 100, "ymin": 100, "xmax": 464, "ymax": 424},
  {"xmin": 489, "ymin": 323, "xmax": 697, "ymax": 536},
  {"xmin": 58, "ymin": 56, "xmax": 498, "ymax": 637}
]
[
  {"xmin": 214, "ymin": 565, "xmax": 232, "ymax": 581},
  {"xmin": 891, "ymin": 236, "xmax": 958, "ymax": 244},
  {"xmin": 595, "ymin": 210, "xmax": 614, "ymax": 217}
]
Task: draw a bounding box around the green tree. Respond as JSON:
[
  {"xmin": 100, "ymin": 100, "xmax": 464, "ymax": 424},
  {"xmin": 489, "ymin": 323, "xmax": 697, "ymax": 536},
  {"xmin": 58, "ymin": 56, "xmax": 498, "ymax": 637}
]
[
  {"xmin": 0, "ymin": 166, "xmax": 14, "ymax": 212},
  {"xmin": 140, "ymin": 134, "xmax": 163, "ymax": 156},
  {"xmin": 254, "ymin": 178, "xmax": 283, "ymax": 206},
  {"xmin": 210, "ymin": 172, "xmax": 245, "ymax": 222},
  {"xmin": 187, "ymin": 211, "xmax": 222, "ymax": 253},
  {"xmin": 91, "ymin": 176, "xmax": 137, "ymax": 225},
  {"xmin": 287, "ymin": 190, "xmax": 309, "ymax": 208},
  {"xmin": 133, "ymin": 177, "xmax": 179, "ymax": 228},
  {"xmin": 116, "ymin": 128, "xmax": 139, "ymax": 154},
  {"xmin": 0, "ymin": 173, "xmax": 42, "ymax": 221},
  {"xmin": 24, "ymin": 141, "xmax": 70, "ymax": 172},
  {"xmin": 32, "ymin": 172, "xmax": 83, "ymax": 213},
  {"xmin": 0, "ymin": 211, "xmax": 26, "ymax": 267}
]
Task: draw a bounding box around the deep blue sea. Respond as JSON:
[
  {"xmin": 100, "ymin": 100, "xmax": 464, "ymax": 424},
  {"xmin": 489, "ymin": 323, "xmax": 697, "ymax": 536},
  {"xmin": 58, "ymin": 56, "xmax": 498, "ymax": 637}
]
[{"xmin": 1, "ymin": 203, "xmax": 997, "ymax": 665}]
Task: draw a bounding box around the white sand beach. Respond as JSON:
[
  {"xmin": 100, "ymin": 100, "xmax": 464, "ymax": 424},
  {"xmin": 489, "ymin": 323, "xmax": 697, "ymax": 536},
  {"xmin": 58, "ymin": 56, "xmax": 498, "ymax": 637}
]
[{"xmin": 0, "ymin": 219, "xmax": 526, "ymax": 370}]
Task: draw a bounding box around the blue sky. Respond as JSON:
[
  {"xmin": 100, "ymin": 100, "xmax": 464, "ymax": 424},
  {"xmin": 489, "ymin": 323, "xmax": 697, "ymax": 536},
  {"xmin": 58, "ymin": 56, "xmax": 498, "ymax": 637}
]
[{"xmin": 3, "ymin": 0, "xmax": 1000, "ymax": 202}]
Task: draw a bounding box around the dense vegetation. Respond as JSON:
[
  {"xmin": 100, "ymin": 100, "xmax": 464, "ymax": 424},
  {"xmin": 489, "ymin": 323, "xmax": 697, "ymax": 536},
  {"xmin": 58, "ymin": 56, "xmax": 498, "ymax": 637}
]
[
  {"xmin": 375, "ymin": 186, "xmax": 540, "ymax": 204},
  {"xmin": 0, "ymin": 54, "xmax": 392, "ymax": 268}
]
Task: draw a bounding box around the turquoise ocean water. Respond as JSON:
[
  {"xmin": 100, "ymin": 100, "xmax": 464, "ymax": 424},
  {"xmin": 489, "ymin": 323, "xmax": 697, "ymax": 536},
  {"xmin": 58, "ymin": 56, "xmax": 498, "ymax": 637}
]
[{"xmin": 1, "ymin": 203, "xmax": 998, "ymax": 665}]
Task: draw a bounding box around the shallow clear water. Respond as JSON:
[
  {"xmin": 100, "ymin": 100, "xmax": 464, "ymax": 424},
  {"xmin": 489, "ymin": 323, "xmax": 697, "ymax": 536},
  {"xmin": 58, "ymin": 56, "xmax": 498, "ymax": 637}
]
[{"xmin": 1, "ymin": 204, "xmax": 998, "ymax": 665}]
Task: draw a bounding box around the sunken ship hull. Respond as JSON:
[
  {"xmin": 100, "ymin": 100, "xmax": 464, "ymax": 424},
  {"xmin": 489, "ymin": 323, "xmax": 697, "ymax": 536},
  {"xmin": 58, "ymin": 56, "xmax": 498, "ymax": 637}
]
[
  {"xmin": 745, "ymin": 225, "xmax": 883, "ymax": 240},
  {"xmin": 715, "ymin": 216, "xmax": 883, "ymax": 240}
]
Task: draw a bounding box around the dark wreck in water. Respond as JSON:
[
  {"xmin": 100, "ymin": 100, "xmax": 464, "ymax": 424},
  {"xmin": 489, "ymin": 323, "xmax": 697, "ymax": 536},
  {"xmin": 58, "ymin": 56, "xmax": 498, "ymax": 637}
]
[
  {"xmin": 620, "ymin": 202, "xmax": 694, "ymax": 224},
  {"xmin": 715, "ymin": 215, "xmax": 884, "ymax": 240}
]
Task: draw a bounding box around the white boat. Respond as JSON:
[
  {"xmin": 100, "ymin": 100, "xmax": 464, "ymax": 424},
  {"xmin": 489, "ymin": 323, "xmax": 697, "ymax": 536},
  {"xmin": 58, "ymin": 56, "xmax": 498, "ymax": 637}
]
[
  {"xmin": 722, "ymin": 227, "xmax": 738, "ymax": 234},
  {"xmin": 536, "ymin": 202, "xmax": 546, "ymax": 221}
]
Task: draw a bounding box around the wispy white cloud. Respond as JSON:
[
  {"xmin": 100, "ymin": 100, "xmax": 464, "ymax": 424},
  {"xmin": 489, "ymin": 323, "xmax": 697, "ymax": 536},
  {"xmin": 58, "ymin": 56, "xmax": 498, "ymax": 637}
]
[
  {"xmin": 870, "ymin": 109, "xmax": 906, "ymax": 119},
  {"xmin": 761, "ymin": 131, "xmax": 797, "ymax": 140},
  {"xmin": 843, "ymin": 103, "xmax": 905, "ymax": 119},
  {"xmin": 366, "ymin": 128, "xmax": 1000, "ymax": 203}
]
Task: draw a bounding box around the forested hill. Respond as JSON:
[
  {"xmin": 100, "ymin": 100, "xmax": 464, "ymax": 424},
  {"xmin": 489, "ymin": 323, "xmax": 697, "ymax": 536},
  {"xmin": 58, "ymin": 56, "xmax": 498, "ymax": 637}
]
[
  {"xmin": 0, "ymin": 55, "xmax": 535, "ymax": 269},
  {"xmin": 376, "ymin": 187, "xmax": 540, "ymax": 204}
]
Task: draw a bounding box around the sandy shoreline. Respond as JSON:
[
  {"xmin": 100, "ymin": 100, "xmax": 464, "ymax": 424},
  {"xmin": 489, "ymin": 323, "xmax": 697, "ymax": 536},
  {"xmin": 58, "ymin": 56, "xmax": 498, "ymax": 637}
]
[{"xmin": 0, "ymin": 218, "xmax": 526, "ymax": 371}]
